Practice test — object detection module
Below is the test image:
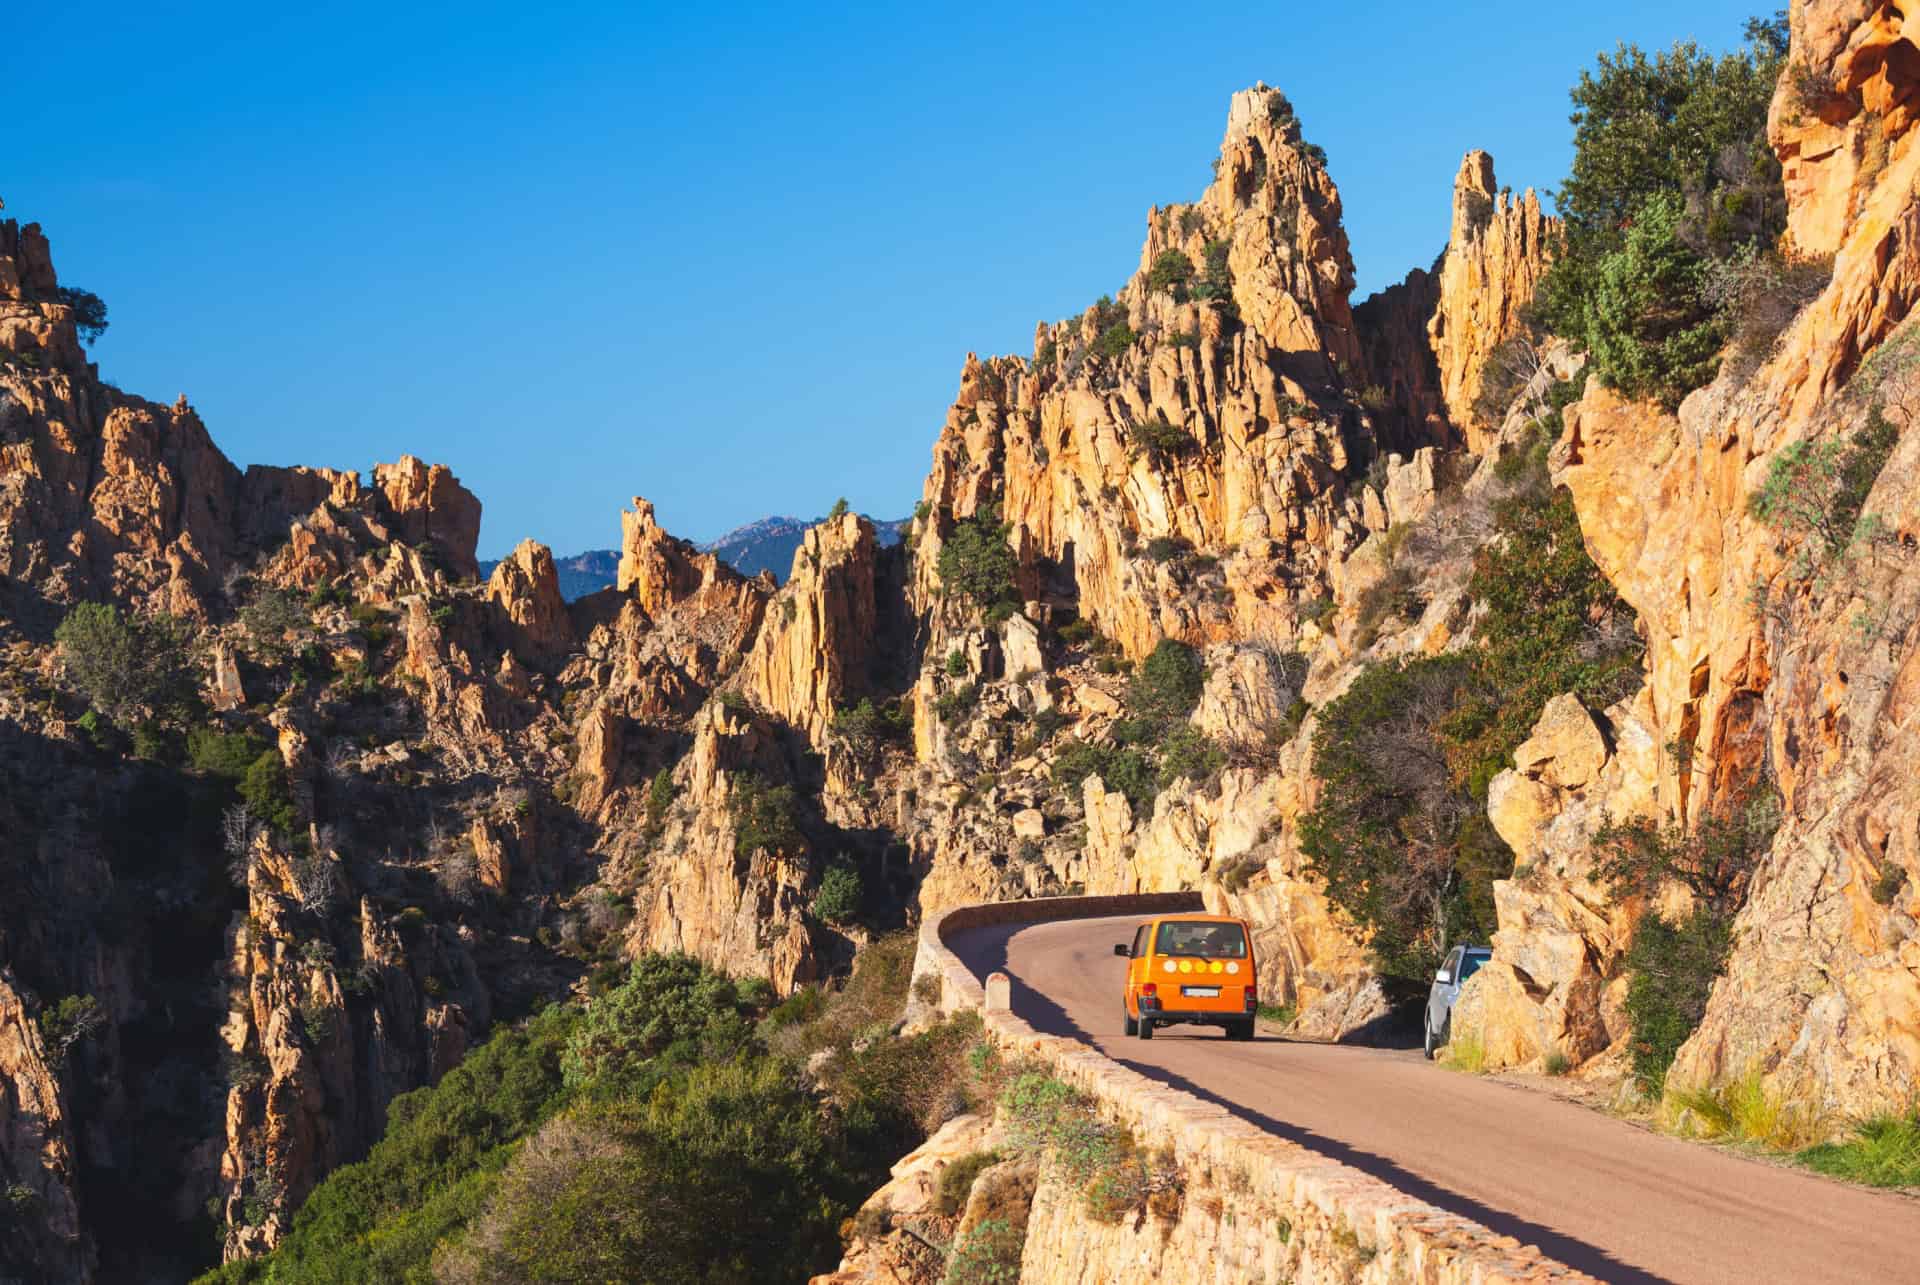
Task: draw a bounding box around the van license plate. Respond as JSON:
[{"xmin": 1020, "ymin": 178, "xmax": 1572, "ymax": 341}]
[{"xmin": 1182, "ymin": 986, "xmax": 1220, "ymax": 997}]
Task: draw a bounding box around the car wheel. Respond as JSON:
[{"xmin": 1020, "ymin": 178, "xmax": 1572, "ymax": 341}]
[
  {"xmin": 1123, "ymin": 1007, "xmax": 1138, "ymax": 1037},
  {"xmin": 1138, "ymin": 1018, "xmax": 1154, "ymax": 1040},
  {"xmin": 1423, "ymin": 1022, "xmax": 1437, "ymax": 1060}
]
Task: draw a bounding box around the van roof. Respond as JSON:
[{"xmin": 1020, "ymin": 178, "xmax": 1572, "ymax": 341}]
[{"xmin": 1145, "ymin": 913, "xmax": 1244, "ymax": 925}]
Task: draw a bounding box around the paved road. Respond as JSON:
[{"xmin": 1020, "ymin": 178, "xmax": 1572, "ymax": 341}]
[{"xmin": 950, "ymin": 914, "xmax": 1920, "ymax": 1285}]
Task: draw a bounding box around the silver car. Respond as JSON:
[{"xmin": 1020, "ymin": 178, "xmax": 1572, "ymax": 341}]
[{"xmin": 1423, "ymin": 944, "xmax": 1491, "ymax": 1059}]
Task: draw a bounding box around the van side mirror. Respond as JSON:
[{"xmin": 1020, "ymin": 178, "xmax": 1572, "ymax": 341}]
[
  {"xmin": 1113, "ymin": 944, "xmax": 1130, "ymax": 957},
  {"xmin": 1435, "ymin": 969, "xmax": 1451, "ymax": 983}
]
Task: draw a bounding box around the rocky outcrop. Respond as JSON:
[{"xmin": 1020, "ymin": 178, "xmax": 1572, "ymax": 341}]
[
  {"xmin": 1469, "ymin": 2, "xmax": 1920, "ymax": 1115},
  {"xmin": 907, "ymin": 85, "xmax": 1384, "ymax": 666},
  {"xmin": 1427, "ymin": 152, "xmax": 1557, "ymax": 452},
  {"xmin": 0, "ymin": 970, "xmax": 89, "ymax": 1283},
  {"xmin": 741, "ymin": 513, "xmax": 878, "ymax": 745},
  {"xmin": 485, "ymin": 539, "xmax": 575, "ymax": 669},
  {"xmin": 620, "ymin": 702, "xmax": 819, "ymax": 994},
  {"xmin": 371, "ymin": 456, "xmax": 482, "ymax": 581}
]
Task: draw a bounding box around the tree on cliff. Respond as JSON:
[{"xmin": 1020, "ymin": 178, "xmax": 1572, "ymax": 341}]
[
  {"xmin": 1539, "ymin": 15, "xmax": 1791, "ymax": 406},
  {"xmin": 54, "ymin": 603, "xmax": 199, "ymax": 729}
]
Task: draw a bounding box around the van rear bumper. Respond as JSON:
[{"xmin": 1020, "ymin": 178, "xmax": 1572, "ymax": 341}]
[{"xmin": 1138, "ymin": 997, "xmax": 1250, "ymax": 1027}]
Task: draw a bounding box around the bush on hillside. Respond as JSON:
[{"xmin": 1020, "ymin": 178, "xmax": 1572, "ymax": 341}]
[
  {"xmin": 1127, "ymin": 640, "xmax": 1206, "ymax": 723},
  {"xmin": 55, "ymin": 602, "xmax": 200, "ymax": 729},
  {"xmin": 936, "ymin": 504, "xmax": 1020, "ymax": 615},
  {"xmin": 562, "ymin": 954, "xmax": 761, "ymax": 1099},
  {"xmin": 811, "ymin": 862, "xmax": 863, "ymax": 925},
  {"xmin": 730, "ymin": 774, "xmax": 803, "ymax": 859},
  {"xmin": 1747, "ymin": 405, "xmax": 1902, "ymax": 577},
  {"xmin": 1146, "ymin": 250, "xmax": 1194, "ymax": 295}
]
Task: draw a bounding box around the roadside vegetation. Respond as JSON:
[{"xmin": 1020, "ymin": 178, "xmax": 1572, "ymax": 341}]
[
  {"xmin": 197, "ymin": 940, "xmax": 993, "ymax": 1284},
  {"xmin": 1302, "ymin": 423, "xmax": 1640, "ymax": 984}
]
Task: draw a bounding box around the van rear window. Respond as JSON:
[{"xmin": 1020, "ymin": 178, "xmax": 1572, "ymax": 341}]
[{"xmin": 1154, "ymin": 921, "xmax": 1247, "ymax": 959}]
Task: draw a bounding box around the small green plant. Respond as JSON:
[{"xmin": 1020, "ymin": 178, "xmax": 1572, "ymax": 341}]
[
  {"xmin": 55, "ymin": 603, "xmax": 200, "ymax": 728},
  {"xmin": 1146, "ymin": 249, "xmax": 1194, "ymax": 295},
  {"xmin": 1747, "ymin": 407, "xmax": 1901, "ymax": 578},
  {"xmin": 826, "ymin": 497, "xmax": 849, "ymax": 520},
  {"xmin": 1443, "ymin": 1026, "xmax": 1488, "ymax": 1074},
  {"xmin": 1130, "ymin": 417, "xmax": 1194, "ymax": 462},
  {"xmin": 731, "ymin": 774, "xmax": 803, "ymax": 859},
  {"xmin": 1255, "ymin": 1003, "xmax": 1295, "ymax": 1027},
  {"xmin": 1092, "ymin": 322, "xmax": 1136, "ymax": 360},
  {"xmin": 1796, "ymin": 1110, "xmax": 1920, "ymax": 1188},
  {"xmin": 38, "ymin": 995, "xmax": 107, "ymax": 1067},
  {"xmin": 936, "ymin": 683, "xmax": 979, "ymax": 725},
  {"xmin": 1128, "ymin": 639, "xmax": 1205, "ymax": 722},
  {"xmin": 811, "ymin": 863, "xmax": 862, "ymax": 926},
  {"xmin": 934, "ymin": 1149, "xmax": 1001, "ymax": 1216},
  {"xmin": 1544, "ymin": 1050, "xmax": 1573, "ymax": 1077},
  {"xmin": 941, "ymin": 1215, "xmax": 1024, "ymax": 1285},
  {"xmin": 946, "ymin": 648, "xmax": 969, "ymax": 677}
]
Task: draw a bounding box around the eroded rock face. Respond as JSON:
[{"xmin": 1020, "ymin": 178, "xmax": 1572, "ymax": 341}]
[
  {"xmin": 1496, "ymin": 3, "xmax": 1920, "ymax": 1115},
  {"xmin": 0, "ymin": 970, "xmax": 89, "ymax": 1282},
  {"xmin": 485, "ymin": 539, "xmax": 575, "ymax": 669},
  {"xmin": 906, "ymin": 85, "xmax": 1386, "ymax": 666},
  {"xmin": 742, "ymin": 513, "xmax": 879, "ymax": 745},
  {"xmin": 1427, "ymin": 152, "xmax": 1558, "ymax": 452},
  {"xmin": 371, "ymin": 456, "xmax": 482, "ymax": 582}
]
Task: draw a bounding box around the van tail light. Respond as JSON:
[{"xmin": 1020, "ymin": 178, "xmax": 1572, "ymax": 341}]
[
  {"xmin": 1244, "ymin": 988, "xmax": 1258, "ymax": 1012},
  {"xmin": 1141, "ymin": 983, "xmax": 1157, "ymax": 998}
]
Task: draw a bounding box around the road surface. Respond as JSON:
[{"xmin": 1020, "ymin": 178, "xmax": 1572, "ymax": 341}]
[{"xmin": 950, "ymin": 914, "xmax": 1919, "ymax": 1285}]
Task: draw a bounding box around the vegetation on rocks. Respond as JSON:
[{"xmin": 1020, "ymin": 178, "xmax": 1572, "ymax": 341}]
[
  {"xmin": 55, "ymin": 602, "xmax": 200, "ymax": 732},
  {"xmin": 1539, "ymin": 15, "xmax": 1791, "ymax": 406},
  {"xmin": 936, "ymin": 504, "xmax": 1020, "ymax": 616}
]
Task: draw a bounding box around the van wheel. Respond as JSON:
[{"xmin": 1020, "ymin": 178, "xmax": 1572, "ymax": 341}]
[
  {"xmin": 1138, "ymin": 1018, "xmax": 1154, "ymax": 1040},
  {"xmin": 1226, "ymin": 1020, "xmax": 1253, "ymax": 1041},
  {"xmin": 1123, "ymin": 1008, "xmax": 1138, "ymax": 1037}
]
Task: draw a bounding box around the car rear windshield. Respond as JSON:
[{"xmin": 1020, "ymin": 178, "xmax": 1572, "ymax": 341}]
[
  {"xmin": 1458, "ymin": 952, "xmax": 1490, "ymax": 983},
  {"xmin": 1154, "ymin": 921, "xmax": 1247, "ymax": 959}
]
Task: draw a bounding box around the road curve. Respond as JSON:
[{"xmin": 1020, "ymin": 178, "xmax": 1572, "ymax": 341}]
[{"xmin": 949, "ymin": 914, "xmax": 1919, "ymax": 1285}]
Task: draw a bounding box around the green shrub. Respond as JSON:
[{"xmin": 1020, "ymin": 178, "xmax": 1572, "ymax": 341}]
[
  {"xmin": 1748, "ymin": 407, "xmax": 1901, "ymax": 576},
  {"xmin": 239, "ymin": 750, "xmax": 299, "ymax": 836},
  {"xmin": 208, "ymin": 1006, "xmax": 577, "ymax": 1283},
  {"xmin": 1144, "ymin": 535, "xmax": 1188, "ymax": 562},
  {"xmin": 941, "ymin": 1216, "xmax": 1023, "ymax": 1285},
  {"xmin": 827, "ymin": 497, "xmax": 849, "ymax": 520},
  {"xmin": 934, "ymin": 1149, "xmax": 1001, "ymax": 1216},
  {"xmin": 1191, "ymin": 240, "xmax": 1234, "ymax": 305},
  {"xmin": 730, "ymin": 775, "xmax": 803, "ymax": 859},
  {"xmin": 936, "ymin": 504, "xmax": 1020, "ymax": 614},
  {"xmin": 55, "ymin": 602, "xmax": 200, "ymax": 728},
  {"xmin": 561, "ymin": 955, "xmax": 757, "ymax": 1098},
  {"xmin": 946, "ymin": 648, "xmax": 969, "ymax": 677},
  {"xmin": 936, "ymin": 683, "xmax": 979, "ymax": 725},
  {"xmin": 188, "ymin": 726, "xmax": 270, "ymax": 775},
  {"xmin": 1158, "ymin": 727, "xmax": 1224, "ymax": 787},
  {"xmin": 812, "ymin": 863, "xmax": 863, "ymax": 926},
  {"xmin": 1127, "ymin": 640, "xmax": 1205, "ymax": 722},
  {"xmin": 1621, "ymin": 908, "xmax": 1732, "ymax": 1093},
  {"xmin": 1538, "ymin": 18, "xmax": 1789, "ymax": 405},
  {"xmin": 439, "ymin": 1058, "xmax": 861, "ymax": 1284},
  {"xmin": 644, "ymin": 768, "xmax": 675, "ymax": 831},
  {"xmin": 1440, "ymin": 484, "xmax": 1640, "ymax": 799},
  {"xmin": 830, "ymin": 698, "xmax": 910, "ymax": 754},
  {"xmin": 1130, "ymin": 418, "xmax": 1194, "ymax": 461},
  {"xmin": 57, "ymin": 285, "xmax": 109, "ymax": 345},
  {"xmin": 1051, "ymin": 742, "xmax": 1156, "ymax": 813},
  {"xmin": 1093, "ymin": 323, "xmax": 1137, "ymax": 360},
  {"xmin": 240, "ymin": 588, "xmax": 308, "ymax": 657},
  {"xmin": 1298, "ymin": 656, "xmax": 1503, "ymax": 981},
  {"xmin": 1581, "ymin": 193, "xmax": 1724, "ymax": 407},
  {"xmin": 38, "ymin": 994, "xmax": 106, "ymax": 1067},
  {"xmin": 1146, "ymin": 250, "xmax": 1194, "ymax": 295}
]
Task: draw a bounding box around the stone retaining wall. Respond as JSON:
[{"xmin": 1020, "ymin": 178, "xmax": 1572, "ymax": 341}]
[{"xmin": 918, "ymin": 894, "xmax": 1599, "ymax": 1284}]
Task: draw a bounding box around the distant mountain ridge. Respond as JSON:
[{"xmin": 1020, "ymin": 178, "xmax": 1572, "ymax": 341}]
[{"xmin": 480, "ymin": 513, "xmax": 906, "ymax": 600}]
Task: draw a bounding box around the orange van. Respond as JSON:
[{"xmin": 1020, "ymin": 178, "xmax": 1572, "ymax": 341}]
[{"xmin": 1113, "ymin": 913, "xmax": 1257, "ymax": 1040}]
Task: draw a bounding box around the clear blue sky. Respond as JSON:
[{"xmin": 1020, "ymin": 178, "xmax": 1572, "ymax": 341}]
[{"xmin": 9, "ymin": 1, "xmax": 1765, "ymax": 558}]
